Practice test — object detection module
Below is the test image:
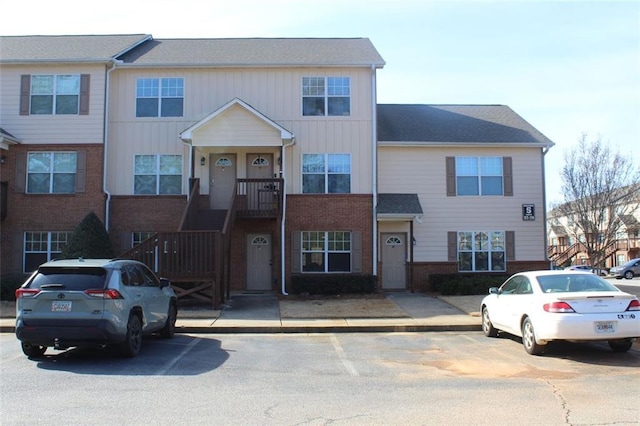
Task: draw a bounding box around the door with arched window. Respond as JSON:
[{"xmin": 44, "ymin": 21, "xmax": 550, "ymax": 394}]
[
  {"xmin": 209, "ymin": 154, "xmax": 236, "ymax": 209},
  {"xmin": 247, "ymin": 234, "xmax": 272, "ymax": 290},
  {"xmin": 381, "ymin": 233, "xmax": 407, "ymax": 289},
  {"xmin": 247, "ymin": 154, "xmax": 274, "ymax": 211}
]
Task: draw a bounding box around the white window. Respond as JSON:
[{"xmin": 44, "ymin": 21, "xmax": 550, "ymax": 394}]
[
  {"xmin": 302, "ymin": 153, "xmax": 351, "ymax": 193},
  {"xmin": 136, "ymin": 78, "xmax": 184, "ymax": 117},
  {"xmin": 456, "ymin": 157, "xmax": 503, "ymax": 196},
  {"xmin": 132, "ymin": 231, "xmax": 156, "ymax": 247},
  {"xmin": 134, "ymin": 154, "xmax": 182, "ymax": 195},
  {"xmin": 458, "ymin": 231, "xmax": 506, "ymax": 272},
  {"xmin": 302, "ymin": 77, "xmax": 350, "ymax": 116},
  {"xmin": 302, "ymin": 231, "xmax": 351, "ymax": 272},
  {"xmin": 30, "ymin": 75, "xmax": 80, "ymax": 115},
  {"xmin": 27, "ymin": 152, "xmax": 77, "ymax": 194},
  {"xmin": 24, "ymin": 231, "xmax": 71, "ymax": 273}
]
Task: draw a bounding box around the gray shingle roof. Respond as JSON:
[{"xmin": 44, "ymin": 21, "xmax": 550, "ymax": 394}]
[
  {"xmin": 377, "ymin": 104, "xmax": 554, "ymax": 146},
  {"xmin": 377, "ymin": 194, "xmax": 424, "ymax": 216},
  {"xmin": 0, "ymin": 34, "xmax": 151, "ymax": 62},
  {"xmin": 117, "ymin": 38, "xmax": 385, "ymax": 67}
]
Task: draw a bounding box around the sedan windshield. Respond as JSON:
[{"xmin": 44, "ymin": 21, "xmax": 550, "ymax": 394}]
[{"xmin": 537, "ymin": 274, "xmax": 619, "ymax": 293}]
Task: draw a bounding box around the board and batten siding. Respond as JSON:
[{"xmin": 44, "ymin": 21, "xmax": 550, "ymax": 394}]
[
  {"xmin": 107, "ymin": 66, "xmax": 376, "ymax": 195},
  {"xmin": 0, "ymin": 64, "xmax": 107, "ymax": 145},
  {"xmin": 378, "ymin": 146, "xmax": 547, "ymax": 262}
]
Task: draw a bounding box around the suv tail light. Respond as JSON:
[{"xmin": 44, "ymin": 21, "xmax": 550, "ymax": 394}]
[
  {"xmin": 543, "ymin": 301, "xmax": 576, "ymax": 313},
  {"xmin": 626, "ymin": 300, "xmax": 640, "ymax": 311},
  {"xmin": 84, "ymin": 289, "xmax": 124, "ymax": 299},
  {"xmin": 15, "ymin": 288, "xmax": 40, "ymax": 299}
]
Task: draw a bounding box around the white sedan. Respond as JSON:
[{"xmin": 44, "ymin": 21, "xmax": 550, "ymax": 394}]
[{"xmin": 481, "ymin": 270, "xmax": 640, "ymax": 355}]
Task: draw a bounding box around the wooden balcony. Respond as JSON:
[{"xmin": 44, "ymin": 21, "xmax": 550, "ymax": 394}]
[{"xmin": 235, "ymin": 178, "xmax": 282, "ymax": 218}]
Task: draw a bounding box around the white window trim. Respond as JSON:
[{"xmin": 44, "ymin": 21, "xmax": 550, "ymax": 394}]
[
  {"xmin": 133, "ymin": 154, "xmax": 183, "ymax": 195},
  {"xmin": 301, "ymin": 153, "xmax": 352, "ymax": 194},
  {"xmin": 301, "ymin": 76, "xmax": 351, "ymax": 117},
  {"xmin": 301, "ymin": 231, "xmax": 352, "ymax": 273},
  {"xmin": 30, "ymin": 74, "xmax": 80, "ymax": 115},
  {"xmin": 457, "ymin": 230, "xmax": 506, "ymax": 272}
]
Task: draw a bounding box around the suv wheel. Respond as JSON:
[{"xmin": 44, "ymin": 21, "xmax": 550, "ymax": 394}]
[
  {"xmin": 160, "ymin": 303, "xmax": 177, "ymax": 338},
  {"xmin": 21, "ymin": 342, "xmax": 47, "ymax": 358},
  {"xmin": 120, "ymin": 314, "xmax": 142, "ymax": 358}
]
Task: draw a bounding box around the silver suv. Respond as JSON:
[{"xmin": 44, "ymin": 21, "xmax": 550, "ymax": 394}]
[
  {"xmin": 610, "ymin": 258, "xmax": 640, "ymax": 280},
  {"xmin": 15, "ymin": 258, "xmax": 177, "ymax": 358}
]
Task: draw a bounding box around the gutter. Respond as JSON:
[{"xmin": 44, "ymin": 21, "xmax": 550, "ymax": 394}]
[
  {"xmin": 542, "ymin": 144, "xmax": 553, "ymax": 264},
  {"xmin": 280, "ymin": 136, "xmax": 296, "ymax": 296}
]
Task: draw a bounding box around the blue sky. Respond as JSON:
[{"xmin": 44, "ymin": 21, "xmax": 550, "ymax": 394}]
[{"xmin": 3, "ymin": 0, "xmax": 639, "ymax": 205}]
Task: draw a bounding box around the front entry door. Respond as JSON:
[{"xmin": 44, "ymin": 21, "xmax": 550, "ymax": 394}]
[
  {"xmin": 381, "ymin": 233, "xmax": 407, "ymax": 289},
  {"xmin": 247, "ymin": 234, "xmax": 272, "ymax": 291},
  {"xmin": 209, "ymin": 154, "xmax": 236, "ymax": 209}
]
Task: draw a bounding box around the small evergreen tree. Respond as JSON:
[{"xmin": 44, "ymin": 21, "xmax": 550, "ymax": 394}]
[{"xmin": 61, "ymin": 211, "xmax": 115, "ymax": 259}]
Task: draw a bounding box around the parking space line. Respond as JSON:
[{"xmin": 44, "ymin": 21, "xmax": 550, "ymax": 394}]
[
  {"xmin": 330, "ymin": 334, "xmax": 359, "ymax": 377},
  {"xmin": 156, "ymin": 338, "xmax": 201, "ymax": 375}
]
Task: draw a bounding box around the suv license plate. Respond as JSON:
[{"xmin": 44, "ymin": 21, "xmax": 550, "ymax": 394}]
[
  {"xmin": 594, "ymin": 321, "xmax": 616, "ymax": 333},
  {"xmin": 51, "ymin": 301, "xmax": 72, "ymax": 312}
]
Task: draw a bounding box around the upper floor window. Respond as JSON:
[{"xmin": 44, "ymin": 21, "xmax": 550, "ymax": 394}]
[
  {"xmin": 457, "ymin": 231, "xmax": 506, "ymax": 272},
  {"xmin": 302, "ymin": 153, "xmax": 351, "ymax": 194},
  {"xmin": 456, "ymin": 156, "xmax": 503, "ymax": 196},
  {"xmin": 27, "ymin": 152, "xmax": 77, "ymax": 194},
  {"xmin": 302, "ymin": 231, "xmax": 351, "ymax": 273},
  {"xmin": 302, "ymin": 77, "xmax": 350, "ymax": 116},
  {"xmin": 30, "ymin": 75, "xmax": 80, "ymax": 115},
  {"xmin": 136, "ymin": 78, "xmax": 184, "ymax": 117},
  {"xmin": 134, "ymin": 154, "xmax": 182, "ymax": 195},
  {"xmin": 132, "ymin": 231, "xmax": 156, "ymax": 247}
]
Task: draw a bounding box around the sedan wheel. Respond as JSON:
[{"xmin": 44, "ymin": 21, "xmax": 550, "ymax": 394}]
[
  {"xmin": 482, "ymin": 307, "xmax": 498, "ymax": 337},
  {"xmin": 608, "ymin": 339, "xmax": 633, "ymax": 353},
  {"xmin": 120, "ymin": 314, "xmax": 142, "ymax": 358},
  {"xmin": 522, "ymin": 317, "xmax": 544, "ymax": 355},
  {"xmin": 624, "ymin": 271, "xmax": 634, "ymax": 280}
]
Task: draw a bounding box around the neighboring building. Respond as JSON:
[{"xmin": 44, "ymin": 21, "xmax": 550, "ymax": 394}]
[
  {"xmin": 1, "ymin": 34, "xmax": 554, "ymax": 303},
  {"xmin": 547, "ymin": 188, "xmax": 640, "ymax": 269}
]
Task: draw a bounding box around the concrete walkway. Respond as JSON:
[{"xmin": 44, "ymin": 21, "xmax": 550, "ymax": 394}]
[{"xmin": 0, "ymin": 293, "xmax": 484, "ymax": 334}]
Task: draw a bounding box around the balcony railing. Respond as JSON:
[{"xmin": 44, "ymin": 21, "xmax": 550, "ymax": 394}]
[{"xmin": 235, "ymin": 178, "xmax": 282, "ymax": 218}]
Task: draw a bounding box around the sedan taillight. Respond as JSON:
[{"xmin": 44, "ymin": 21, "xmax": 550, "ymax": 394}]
[
  {"xmin": 626, "ymin": 300, "xmax": 640, "ymax": 311},
  {"xmin": 84, "ymin": 289, "xmax": 124, "ymax": 299},
  {"xmin": 15, "ymin": 288, "xmax": 40, "ymax": 299},
  {"xmin": 543, "ymin": 302, "xmax": 576, "ymax": 313}
]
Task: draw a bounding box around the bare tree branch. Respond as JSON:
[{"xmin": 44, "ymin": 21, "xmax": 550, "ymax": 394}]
[{"xmin": 551, "ymin": 134, "xmax": 640, "ymax": 269}]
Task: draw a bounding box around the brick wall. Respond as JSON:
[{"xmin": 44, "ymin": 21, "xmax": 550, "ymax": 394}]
[
  {"xmin": 284, "ymin": 194, "xmax": 374, "ymax": 289},
  {"xmin": 0, "ymin": 144, "xmax": 105, "ymax": 275},
  {"xmin": 109, "ymin": 195, "xmax": 187, "ymax": 255}
]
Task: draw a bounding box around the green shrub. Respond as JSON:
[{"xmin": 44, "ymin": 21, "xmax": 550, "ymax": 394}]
[
  {"xmin": 430, "ymin": 273, "xmax": 508, "ymax": 296},
  {"xmin": 1, "ymin": 273, "xmax": 29, "ymax": 301},
  {"xmin": 290, "ymin": 274, "xmax": 377, "ymax": 295},
  {"xmin": 62, "ymin": 211, "xmax": 115, "ymax": 259}
]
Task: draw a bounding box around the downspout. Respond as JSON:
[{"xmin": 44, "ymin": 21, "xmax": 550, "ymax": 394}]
[
  {"xmin": 542, "ymin": 145, "xmax": 552, "ymax": 264},
  {"xmin": 103, "ymin": 59, "xmax": 121, "ymax": 231},
  {"xmin": 371, "ymin": 64, "xmax": 378, "ymax": 277},
  {"xmin": 281, "ymin": 136, "xmax": 296, "ymax": 295}
]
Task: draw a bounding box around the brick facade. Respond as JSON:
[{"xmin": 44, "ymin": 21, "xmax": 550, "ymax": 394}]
[
  {"xmin": 108, "ymin": 195, "xmax": 187, "ymax": 255},
  {"xmin": 0, "ymin": 144, "xmax": 105, "ymax": 275},
  {"xmin": 284, "ymin": 194, "xmax": 374, "ymax": 289}
]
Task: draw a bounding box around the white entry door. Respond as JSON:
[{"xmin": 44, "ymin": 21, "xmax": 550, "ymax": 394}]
[
  {"xmin": 209, "ymin": 154, "xmax": 236, "ymax": 209},
  {"xmin": 381, "ymin": 233, "xmax": 407, "ymax": 289},
  {"xmin": 247, "ymin": 234, "xmax": 272, "ymax": 291}
]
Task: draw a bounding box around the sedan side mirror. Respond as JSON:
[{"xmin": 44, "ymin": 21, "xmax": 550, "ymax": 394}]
[
  {"xmin": 159, "ymin": 278, "xmax": 171, "ymax": 288},
  {"xmin": 488, "ymin": 287, "xmax": 500, "ymax": 295}
]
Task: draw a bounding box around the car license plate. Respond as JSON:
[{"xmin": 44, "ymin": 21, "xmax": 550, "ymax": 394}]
[
  {"xmin": 594, "ymin": 321, "xmax": 616, "ymax": 333},
  {"xmin": 51, "ymin": 301, "xmax": 72, "ymax": 312}
]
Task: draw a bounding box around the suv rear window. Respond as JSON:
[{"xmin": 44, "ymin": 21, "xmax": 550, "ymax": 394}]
[{"xmin": 28, "ymin": 267, "xmax": 108, "ymax": 291}]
